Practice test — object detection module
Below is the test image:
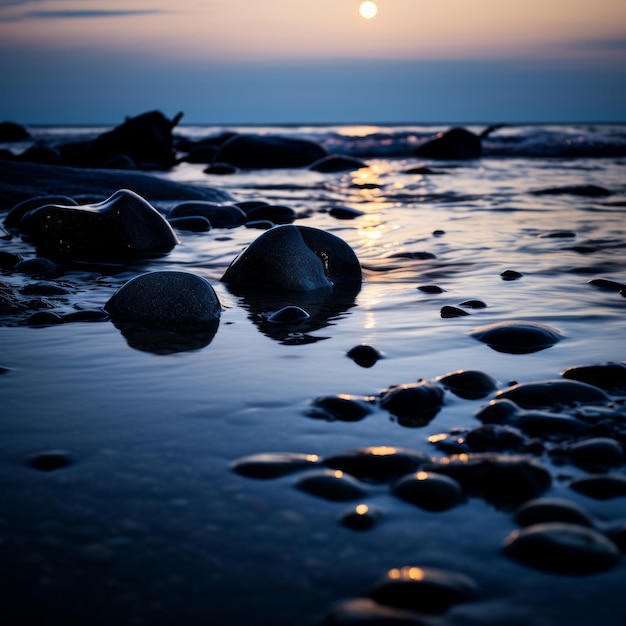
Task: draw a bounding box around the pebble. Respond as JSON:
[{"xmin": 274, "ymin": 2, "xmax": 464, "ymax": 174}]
[
  {"xmin": 569, "ymin": 474, "xmax": 626, "ymax": 500},
  {"xmin": 310, "ymin": 154, "xmax": 367, "ymax": 173},
  {"xmin": 390, "ymin": 251, "xmax": 436, "ymax": 260},
  {"xmin": 587, "ymin": 278, "xmax": 626, "ymax": 292},
  {"xmin": 14, "ymin": 257, "xmax": 57, "ymax": 276},
  {"xmin": 308, "ymin": 395, "xmax": 375, "ymax": 422},
  {"xmin": 0, "ymin": 251, "xmax": 20, "ymax": 269},
  {"xmin": 417, "ymin": 285, "xmax": 445, "ymax": 294},
  {"xmin": 440, "ymin": 305, "xmax": 469, "ymax": 318},
  {"xmin": 328, "ymin": 206, "xmax": 365, "ymax": 220},
  {"xmin": 566, "ymin": 437, "xmax": 624, "ymax": 470},
  {"xmin": 471, "ymin": 320, "xmax": 562, "ymax": 354},
  {"xmin": 322, "ymin": 597, "xmax": 427, "ymax": 625},
  {"xmin": 323, "ymin": 447, "xmax": 428, "ymax": 483},
  {"xmin": 339, "ymin": 504, "xmax": 383, "ymax": 531},
  {"xmin": 295, "ymin": 469, "xmax": 368, "ymax": 501},
  {"xmin": 561, "ymin": 361, "xmax": 626, "ymax": 392},
  {"xmin": 513, "ymin": 498, "xmax": 595, "ymax": 528},
  {"xmin": 346, "ymin": 344, "xmax": 382, "ymax": 368},
  {"xmin": 474, "ymin": 399, "xmax": 520, "ymax": 424},
  {"xmin": 203, "ymin": 162, "xmax": 238, "ymax": 175},
  {"xmin": 368, "ymin": 565, "xmax": 479, "ymax": 613},
  {"xmin": 513, "ymin": 411, "xmax": 588, "ymax": 437},
  {"xmin": 496, "ymin": 379, "xmax": 610, "ymax": 410},
  {"xmin": 391, "ymin": 471, "xmax": 464, "ymax": 511},
  {"xmin": 168, "ymin": 202, "xmax": 247, "ymax": 228},
  {"xmin": 379, "ymin": 381, "xmax": 445, "ymax": 426},
  {"xmin": 464, "ymin": 424, "xmax": 528, "ymax": 452},
  {"xmin": 267, "ymin": 306, "xmax": 310, "ymax": 323},
  {"xmin": 502, "ymin": 522, "xmax": 620, "ymax": 574},
  {"xmin": 27, "ymin": 450, "xmax": 74, "ymax": 471},
  {"xmin": 436, "ymin": 369, "xmax": 497, "ymax": 399},
  {"xmin": 500, "ymin": 270, "xmax": 523, "ymax": 281},
  {"xmin": 245, "ymin": 204, "xmax": 297, "ymax": 224},
  {"xmin": 20, "ymin": 282, "xmax": 72, "ymax": 296},
  {"xmin": 231, "ymin": 452, "xmax": 321, "ymax": 479},
  {"xmin": 26, "ymin": 311, "xmax": 62, "ymax": 326},
  {"xmin": 459, "ymin": 299, "xmax": 487, "ymax": 309},
  {"xmin": 532, "ymin": 184, "xmax": 612, "ymax": 197},
  {"xmin": 168, "ymin": 216, "xmax": 212, "ymax": 232}
]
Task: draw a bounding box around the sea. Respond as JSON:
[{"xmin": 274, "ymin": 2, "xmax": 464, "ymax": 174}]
[{"xmin": 1, "ymin": 123, "xmax": 625, "ymax": 625}]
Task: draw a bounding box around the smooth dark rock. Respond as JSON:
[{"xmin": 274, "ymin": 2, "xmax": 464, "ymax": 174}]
[
  {"xmin": 267, "ymin": 305, "xmax": 310, "ymax": 324},
  {"xmin": 441, "ymin": 305, "xmax": 469, "ymax": 318},
  {"xmin": 329, "ymin": 206, "xmax": 365, "ymax": 220},
  {"xmin": 390, "ymin": 251, "xmax": 436, "ymax": 260},
  {"xmin": 60, "ymin": 310, "xmax": 108, "ymax": 323},
  {"xmin": 221, "ymin": 225, "xmax": 361, "ymax": 291},
  {"xmin": 14, "ymin": 257, "xmax": 57, "ymax": 275},
  {"xmin": 532, "ymin": 184, "xmax": 612, "ymax": 197},
  {"xmin": 500, "ymin": 269, "xmax": 523, "ymax": 281},
  {"xmin": 503, "ymin": 522, "xmax": 620, "ymax": 574},
  {"xmin": 562, "ymin": 362, "xmax": 626, "ymax": 392},
  {"xmin": 20, "ymin": 189, "xmax": 179, "ymax": 262},
  {"xmin": 20, "ymin": 282, "xmax": 72, "ymax": 296},
  {"xmin": 4, "ymin": 195, "xmax": 78, "ymax": 231},
  {"xmin": 310, "ymin": 154, "xmax": 367, "ymax": 172},
  {"xmin": 0, "ymin": 121, "xmax": 30, "ymax": 141},
  {"xmin": 379, "ymin": 381, "xmax": 445, "ymax": 426},
  {"xmin": 417, "ymin": 285, "xmax": 445, "ymax": 294},
  {"xmin": 245, "ymin": 204, "xmax": 297, "ymax": 224},
  {"xmin": 415, "ymin": 127, "xmax": 483, "ymax": 160},
  {"xmin": 323, "ymin": 447, "xmax": 428, "ymax": 483},
  {"xmin": 27, "ymin": 450, "xmax": 74, "ymax": 471},
  {"xmin": 391, "ymin": 471, "xmax": 464, "ymax": 511},
  {"xmin": 203, "ymin": 162, "xmax": 238, "ymax": 175},
  {"xmin": 514, "ymin": 498, "xmax": 595, "ymax": 528},
  {"xmin": 538, "ymin": 230, "xmax": 577, "ymax": 238},
  {"xmin": 496, "ymin": 379, "xmax": 611, "ymax": 410},
  {"xmin": 474, "ymin": 399, "xmax": 521, "ymax": 424},
  {"xmin": 0, "ymin": 251, "xmax": 21, "ymax": 269},
  {"xmin": 436, "ymin": 370, "xmax": 497, "ymax": 399},
  {"xmin": 295, "ymin": 469, "xmax": 368, "ymax": 501},
  {"xmin": 347, "ymin": 344, "xmax": 382, "ymax": 368},
  {"xmin": 567, "ymin": 437, "xmax": 624, "ymax": 470},
  {"xmin": 569, "ymin": 474, "xmax": 626, "ymax": 500},
  {"xmin": 214, "ymin": 134, "xmax": 327, "ymax": 169},
  {"xmin": 231, "ymin": 452, "xmax": 321, "ymax": 479},
  {"xmin": 464, "ymin": 425, "xmax": 527, "ymax": 452},
  {"xmin": 308, "ymin": 395, "xmax": 374, "ymax": 422},
  {"xmin": 368, "ymin": 566, "xmax": 479, "ymax": 613},
  {"xmin": 18, "ymin": 144, "xmax": 63, "ymax": 165},
  {"xmin": 26, "ymin": 311, "xmax": 62, "ymax": 325},
  {"xmin": 168, "ymin": 216, "xmax": 212, "ymax": 232},
  {"xmin": 405, "ymin": 165, "xmax": 447, "ymax": 175},
  {"xmin": 470, "ymin": 320, "xmax": 563, "ymax": 354},
  {"xmin": 323, "ymin": 597, "xmax": 427, "ymax": 625},
  {"xmin": 105, "ymin": 270, "xmax": 221, "ymax": 327},
  {"xmin": 339, "ymin": 504, "xmax": 383, "ymax": 531},
  {"xmin": 587, "ymin": 278, "xmax": 626, "ymax": 292},
  {"xmin": 514, "ymin": 411, "xmax": 588, "ymax": 437},
  {"xmin": 169, "ymin": 202, "xmax": 247, "ymax": 228},
  {"xmin": 235, "ymin": 200, "xmax": 270, "ymax": 213},
  {"xmin": 459, "ymin": 299, "xmax": 487, "ymax": 309}
]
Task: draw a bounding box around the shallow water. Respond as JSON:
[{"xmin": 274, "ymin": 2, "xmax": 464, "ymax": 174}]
[{"xmin": 1, "ymin": 125, "xmax": 626, "ymax": 625}]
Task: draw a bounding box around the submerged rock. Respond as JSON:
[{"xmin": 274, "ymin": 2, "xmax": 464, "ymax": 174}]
[
  {"xmin": 391, "ymin": 471, "xmax": 464, "ymax": 511},
  {"xmin": 415, "ymin": 127, "xmax": 483, "ymax": 160},
  {"xmin": 470, "ymin": 320, "xmax": 562, "ymax": 354},
  {"xmin": 464, "ymin": 424, "xmax": 528, "ymax": 452},
  {"xmin": 295, "ymin": 469, "xmax": 368, "ymax": 501},
  {"xmin": 532, "ymin": 184, "xmax": 612, "ymax": 197},
  {"xmin": 27, "ymin": 450, "xmax": 74, "ymax": 472},
  {"xmin": 514, "ymin": 498, "xmax": 595, "ymax": 528},
  {"xmin": 322, "ymin": 597, "xmax": 426, "ymax": 625},
  {"xmin": 231, "ymin": 452, "xmax": 321, "ymax": 479},
  {"xmin": 245, "ymin": 204, "xmax": 297, "ymax": 225},
  {"xmin": 561, "ymin": 362, "xmax": 626, "ymax": 392},
  {"xmin": 569, "ymin": 474, "xmax": 626, "ymax": 500},
  {"xmin": 347, "ymin": 344, "xmax": 382, "ymax": 368},
  {"xmin": 0, "ymin": 121, "xmax": 30, "ymax": 142},
  {"xmin": 308, "ymin": 395, "xmax": 375, "ymax": 422},
  {"xmin": 503, "ymin": 522, "xmax": 620, "ymax": 574},
  {"xmin": 436, "ymin": 370, "xmax": 497, "ymax": 400},
  {"xmin": 495, "ymin": 379, "xmax": 610, "ymax": 410},
  {"xmin": 168, "ymin": 202, "xmax": 247, "ymax": 228},
  {"xmin": 440, "ymin": 305, "xmax": 469, "ymax": 318},
  {"xmin": 339, "ymin": 504, "xmax": 383, "ymax": 531},
  {"xmin": 310, "ymin": 154, "xmax": 367, "ymax": 172},
  {"xmin": 20, "ymin": 189, "xmax": 179, "ymax": 262},
  {"xmin": 379, "ymin": 381, "xmax": 445, "ymax": 426}
]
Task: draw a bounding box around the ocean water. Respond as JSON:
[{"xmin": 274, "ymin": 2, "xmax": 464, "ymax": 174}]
[{"xmin": 1, "ymin": 124, "xmax": 626, "ymax": 625}]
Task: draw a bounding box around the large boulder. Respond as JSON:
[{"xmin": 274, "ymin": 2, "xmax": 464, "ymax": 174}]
[
  {"xmin": 19, "ymin": 189, "xmax": 179, "ymax": 262},
  {"xmin": 213, "ymin": 134, "xmax": 327, "ymax": 169},
  {"xmin": 221, "ymin": 225, "xmax": 361, "ymax": 291}
]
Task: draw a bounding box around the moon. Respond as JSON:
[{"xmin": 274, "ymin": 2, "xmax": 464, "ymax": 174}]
[{"xmin": 359, "ymin": 1, "xmax": 378, "ymax": 19}]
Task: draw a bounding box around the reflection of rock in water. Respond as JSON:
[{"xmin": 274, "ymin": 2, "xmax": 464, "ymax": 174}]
[
  {"xmin": 227, "ymin": 283, "xmax": 360, "ymax": 344},
  {"xmin": 112, "ymin": 318, "xmax": 219, "ymax": 355}
]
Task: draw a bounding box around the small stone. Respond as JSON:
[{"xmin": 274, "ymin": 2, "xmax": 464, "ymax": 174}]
[
  {"xmin": 231, "ymin": 452, "xmax": 321, "ymax": 479},
  {"xmin": 295, "ymin": 469, "xmax": 368, "ymax": 501},
  {"xmin": 500, "ymin": 270, "xmax": 523, "ymax": 281},
  {"xmin": 20, "ymin": 282, "xmax": 72, "ymax": 296},
  {"xmin": 471, "ymin": 320, "xmax": 562, "ymax": 354},
  {"xmin": 379, "ymin": 381, "xmax": 445, "ymax": 426},
  {"xmin": 347, "ymin": 344, "xmax": 382, "ymax": 368},
  {"xmin": 464, "ymin": 425, "xmax": 527, "ymax": 452},
  {"xmin": 26, "ymin": 311, "xmax": 62, "ymax": 326},
  {"xmin": 390, "ymin": 251, "xmax": 436, "ymax": 260},
  {"xmin": 436, "ymin": 370, "xmax": 497, "ymax": 400},
  {"xmin": 0, "ymin": 251, "xmax": 20, "ymax": 269},
  {"xmin": 567, "ymin": 437, "xmax": 624, "ymax": 470},
  {"xmin": 502, "ymin": 522, "xmax": 620, "ymax": 574},
  {"xmin": 267, "ymin": 306, "xmax": 310, "ymax": 323},
  {"xmin": 496, "ymin": 379, "xmax": 610, "ymax": 410},
  {"xmin": 310, "ymin": 154, "xmax": 367, "ymax": 172},
  {"xmin": 514, "ymin": 498, "xmax": 595, "ymax": 528},
  {"xmin": 587, "ymin": 278, "xmax": 626, "ymax": 292},
  {"xmin": 27, "ymin": 450, "xmax": 74, "ymax": 471},
  {"xmin": 339, "ymin": 504, "xmax": 383, "ymax": 531},
  {"xmin": 391, "ymin": 471, "xmax": 464, "ymax": 512},
  {"xmin": 440, "ymin": 306, "xmax": 469, "ymax": 318},
  {"xmin": 328, "ymin": 206, "xmax": 365, "ymax": 220},
  {"xmin": 245, "ymin": 204, "xmax": 297, "ymax": 224},
  {"xmin": 569, "ymin": 474, "xmax": 626, "ymax": 500},
  {"xmin": 513, "ymin": 411, "xmax": 587, "ymax": 436},
  {"xmin": 308, "ymin": 395, "xmax": 375, "ymax": 422},
  {"xmin": 368, "ymin": 565, "xmax": 479, "ymax": 613},
  {"xmin": 562, "ymin": 362, "xmax": 626, "ymax": 392},
  {"xmin": 203, "ymin": 162, "xmax": 238, "ymax": 175},
  {"xmin": 3, "ymin": 195, "xmax": 78, "ymax": 231},
  {"xmin": 474, "ymin": 399, "xmax": 520, "ymax": 424},
  {"xmin": 417, "ymin": 285, "xmax": 445, "ymax": 294},
  {"xmin": 14, "ymin": 257, "xmax": 57, "ymax": 276},
  {"xmin": 169, "ymin": 201, "xmax": 247, "ymax": 228},
  {"xmin": 532, "ymin": 184, "xmax": 611, "ymax": 197},
  {"xmin": 459, "ymin": 299, "xmax": 487, "ymax": 309}
]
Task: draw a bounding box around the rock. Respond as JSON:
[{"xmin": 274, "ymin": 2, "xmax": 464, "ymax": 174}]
[
  {"xmin": 235, "ymin": 200, "xmax": 270, "ymax": 213},
  {"xmin": 368, "ymin": 566, "xmax": 479, "ymax": 613},
  {"xmin": 231, "ymin": 452, "xmax": 321, "ymax": 479},
  {"xmin": 14, "ymin": 257, "xmax": 57, "ymax": 275},
  {"xmin": 323, "ymin": 447, "xmax": 427, "ymax": 483},
  {"xmin": 20, "ymin": 282, "xmax": 72, "ymax": 296},
  {"xmin": 18, "ymin": 144, "xmax": 63, "ymax": 165},
  {"xmin": 168, "ymin": 216, "xmax": 212, "ymax": 232},
  {"xmin": 26, "ymin": 311, "xmax": 62, "ymax": 326},
  {"xmin": 322, "ymin": 597, "xmax": 427, "ymax": 625},
  {"xmin": 459, "ymin": 299, "xmax": 486, "ymax": 309},
  {"xmin": 20, "ymin": 189, "xmax": 179, "ymax": 262},
  {"xmin": 587, "ymin": 278, "xmax": 626, "ymax": 292},
  {"xmin": 310, "ymin": 154, "xmax": 367, "ymax": 172},
  {"xmin": 347, "ymin": 344, "xmax": 382, "ymax": 368},
  {"xmin": 513, "ymin": 411, "xmax": 588, "ymax": 437},
  {"xmin": 405, "ymin": 165, "xmax": 447, "ymax": 175},
  {"xmin": 245, "ymin": 204, "xmax": 297, "ymax": 225},
  {"xmin": 391, "ymin": 471, "xmax": 464, "ymax": 511},
  {"xmin": 440, "ymin": 305, "xmax": 468, "ymax": 318},
  {"xmin": 417, "ymin": 285, "xmax": 445, "ymax": 294},
  {"xmin": 514, "ymin": 498, "xmax": 595, "ymax": 528},
  {"xmin": 474, "ymin": 399, "xmax": 521, "ymax": 425},
  {"xmin": 267, "ymin": 305, "xmax": 310, "ymax": 323},
  {"xmin": 470, "ymin": 320, "xmax": 563, "ymax": 354},
  {"xmin": 168, "ymin": 202, "xmax": 247, "ymax": 229},
  {"xmin": 414, "ymin": 127, "xmax": 483, "ymax": 160},
  {"xmin": 27, "ymin": 450, "xmax": 74, "ymax": 471},
  {"xmin": 569, "ymin": 474, "xmax": 626, "ymax": 500},
  {"xmin": 562, "ymin": 362, "xmax": 626, "ymax": 392},
  {"xmin": 203, "ymin": 162, "xmax": 238, "ymax": 175},
  {"xmin": 464, "ymin": 425, "xmax": 528, "ymax": 452},
  {"xmin": 436, "ymin": 370, "xmax": 497, "ymax": 400},
  {"xmin": 495, "ymin": 379, "xmax": 611, "ymax": 410},
  {"xmin": 379, "ymin": 381, "xmax": 444, "ymax": 426},
  {"xmin": 339, "ymin": 504, "xmax": 383, "ymax": 531},
  {"xmin": 295, "ymin": 469, "xmax": 368, "ymax": 501},
  {"xmin": 221, "ymin": 224, "xmax": 361, "ymax": 291},
  {"xmin": 307, "ymin": 395, "xmax": 375, "ymax": 422},
  {"xmin": 214, "ymin": 133, "xmax": 327, "ymax": 169},
  {"xmin": 329, "ymin": 206, "xmax": 365, "ymax": 220},
  {"xmin": 0, "ymin": 121, "xmax": 30, "ymax": 141},
  {"xmin": 532, "ymin": 184, "xmax": 612, "ymax": 197},
  {"xmin": 500, "ymin": 269, "xmax": 523, "ymax": 281},
  {"xmin": 502, "ymin": 522, "xmax": 620, "ymax": 574},
  {"xmin": 566, "ymin": 437, "xmax": 624, "ymax": 470},
  {"xmin": 105, "ymin": 270, "xmax": 221, "ymax": 327},
  {"xmin": 390, "ymin": 251, "xmax": 436, "ymax": 260},
  {"xmin": 4, "ymin": 195, "xmax": 78, "ymax": 231}
]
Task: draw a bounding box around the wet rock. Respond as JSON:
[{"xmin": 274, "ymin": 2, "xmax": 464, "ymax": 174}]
[
  {"xmin": 379, "ymin": 381, "xmax": 445, "ymax": 426},
  {"xmin": 329, "ymin": 206, "xmax": 365, "ymax": 220},
  {"xmin": 347, "ymin": 344, "xmax": 382, "ymax": 368},
  {"xmin": 0, "ymin": 121, "xmax": 30, "ymax": 141},
  {"xmin": 105, "ymin": 270, "xmax": 221, "ymax": 327},
  {"xmin": 532, "ymin": 184, "xmax": 612, "ymax": 197},
  {"xmin": 245, "ymin": 204, "xmax": 297, "ymax": 224},
  {"xmin": 203, "ymin": 162, "xmax": 238, "ymax": 175},
  {"xmin": 464, "ymin": 425, "xmax": 528, "ymax": 452},
  {"xmin": 423, "ymin": 453, "xmax": 551, "ymax": 506},
  {"xmin": 235, "ymin": 200, "xmax": 270, "ymax": 213},
  {"xmin": 168, "ymin": 216, "xmax": 212, "ymax": 232},
  {"xmin": 440, "ymin": 305, "xmax": 469, "ymax": 319},
  {"xmin": 3, "ymin": 195, "xmax": 78, "ymax": 231},
  {"xmin": 231, "ymin": 452, "xmax": 321, "ymax": 479},
  {"xmin": 323, "ymin": 447, "xmax": 428, "ymax": 483},
  {"xmin": 267, "ymin": 305, "xmax": 310, "ymax": 323},
  {"xmin": 60, "ymin": 310, "xmax": 108, "ymax": 323},
  {"xmin": 406, "ymin": 165, "xmax": 447, "ymax": 175},
  {"xmin": 436, "ymin": 370, "xmax": 497, "ymax": 400},
  {"xmin": 169, "ymin": 202, "xmax": 247, "ymax": 228},
  {"xmin": 295, "ymin": 469, "xmax": 368, "ymax": 501},
  {"xmin": 14, "ymin": 257, "xmax": 57, "ymax": 276},
  {"xmin": 20, "ymin": 282, "xmax": 72, "ymax": 296},
  {"xmin": 391, "ymin": 471, "xmax": 464, "ymax": 512},
  {"xmin": 565, "ymin": 437, "xmax": 624, "ymax": 470},
  {"xmin": 322, "ymin": 597, "xmax": 427, "ymax": 625},
  {"xmin": 459, "ymin": 299, "xmax": 486, "ymax": 309},
  {"xmin": 500, "ymin": 270, "xmax": 523, "ymax": 281},
  {"xmin": 513, "ymin": 411, "xmax": 588, "ymax": 437},
  {"xmin": 307, "ymin": 395, "xmax": 374, "ymax": 422},
  {"xmin": 18, "ymin": 144, "xmax": 63, "ymax": 165},
  {"xmin": 390, "ymin": 251, "xmax": 436, "ymax": 260},
  {"xmin": 605, "ymin": 521, "xmax": 626, "ymax": 552},
  {"xmin": 221, "ymin": 225, "xmax": 362, "ymax": 291},
  {"xmin": 415, "ymin": 127, "xmax": 483, "ymax": 160},
  {"xmin": 20, "ymin": 189, "xmax": 179, "ymax": 262},
  {"xmin": 502, "ymin": 522, "xmax": 620, "ymax": 574},
  {"xmin": 569, "ymin": 474, "xmax": 626, "ymax": 500},
  {"xmin": 368, "ymin": 565, "xmax": 480, "ymax": 613},
  {"xmin": 214, "ymin": 133, "xmax": 327, "ymax": 169},
  {"xmin": 471, "ymin": 320, "xmax": 562, "ymax": 354},
  {"xmin": 538, "ymin": 230, "xmax": 577, "ymax": 238},
  {"xmin": 417, "ymin": 285, "xmax": 445, "ymax": 294},
  {"xmin": 562, "ymin": 362, "xmax": 626, "ymax": 392},
  {"xmin": 587, "ymin": 278, "xmax": 626, "ymax": 292},
  {"xmin": 496, "ymin": 379, "xmax": 610, "ymax": 410},
  {"xmin": 339, "ymin": 504, "xmax": 383, "ymax": 531},
  {"xmin": 26, "ymin": 311, "xmax": 62, "ymax": 325},
  {"xmin": 27, "ymin": 450, "xmax": 74, "ymax": 471},
  {"xmin": 514, "ymin": 498, "xmax": 595, "ymax": 528},
  {"xmin": 0, "ymin": 251, "xmax": 21, "ymax": 269},
  {"xmin": 310, "ymin": 154, "xmax": 367, "ymax": 172},
  {"xmin": 427, "ymin": 432, "xmax": 469, "ymax": 455}
]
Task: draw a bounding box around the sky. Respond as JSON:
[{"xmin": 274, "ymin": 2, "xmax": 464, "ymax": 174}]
[{"xmin": 1, "ymin": 0, "xmax": 625, "ymax": 124}]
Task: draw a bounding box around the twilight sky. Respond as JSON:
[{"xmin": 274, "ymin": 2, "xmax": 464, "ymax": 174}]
[{"xmin": 1, "ymin": 0, "xmax": 625, "ymax": 124}]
